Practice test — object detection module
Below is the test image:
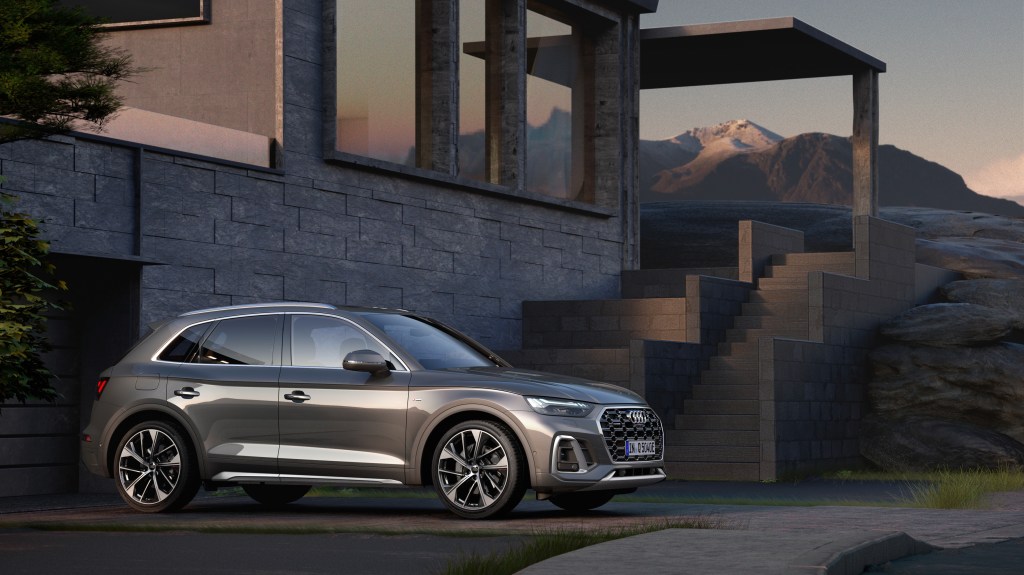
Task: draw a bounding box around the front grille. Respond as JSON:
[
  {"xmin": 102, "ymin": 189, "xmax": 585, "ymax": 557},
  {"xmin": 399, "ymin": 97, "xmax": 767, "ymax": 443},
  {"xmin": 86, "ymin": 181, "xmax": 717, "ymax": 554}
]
[{"xmin": 600, "ymin": 408, "xmax": 664, "ymax": 462}]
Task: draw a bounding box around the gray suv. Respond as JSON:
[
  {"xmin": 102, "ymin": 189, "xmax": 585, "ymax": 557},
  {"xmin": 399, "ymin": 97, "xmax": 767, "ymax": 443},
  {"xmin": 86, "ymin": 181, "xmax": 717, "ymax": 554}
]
[{"xmin": 80, "ymin": 302, "xmax": 665, "ymax": 519}]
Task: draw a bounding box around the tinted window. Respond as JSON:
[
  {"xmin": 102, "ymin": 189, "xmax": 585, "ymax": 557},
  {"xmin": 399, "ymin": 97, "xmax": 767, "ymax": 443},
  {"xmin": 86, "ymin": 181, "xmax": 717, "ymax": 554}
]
[
  {"xmin": 198, "ymin": 316, "xmax": 280, "ymax": 366},
  {"xmin": 158, "ymin": 324, "xmax": 208, "ymax": 362},
  {"xmin": 356, "ymin": 313, "xmax": 493, "ymax": 370},
  {"xmin": 291, "ymin": 315, "xmax": 389, "ymax": 368}
]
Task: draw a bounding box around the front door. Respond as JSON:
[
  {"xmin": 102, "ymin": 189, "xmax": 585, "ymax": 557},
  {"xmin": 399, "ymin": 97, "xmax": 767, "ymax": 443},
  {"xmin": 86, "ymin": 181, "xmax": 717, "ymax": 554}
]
[{"xmin": 277, "ymin": 314, "xmax": 409, "ymax": 483}]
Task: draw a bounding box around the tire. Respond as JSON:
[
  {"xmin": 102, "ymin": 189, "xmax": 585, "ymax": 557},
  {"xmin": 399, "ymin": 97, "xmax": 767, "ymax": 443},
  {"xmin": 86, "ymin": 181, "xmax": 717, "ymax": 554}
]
[
  {"xmin": 242, "ymin": 484, "xmax": 311, "ymax": 506},
  {"xmin": 114, "ymin": 420, "xmax": 199, "ymax": 513},
  {"xmin": 431, "ymin": 420, "xmax": 527, "ymax": 519},
  {"xmin": 549, "ymin": 491, "xmax": 616, "ymax": 512}
]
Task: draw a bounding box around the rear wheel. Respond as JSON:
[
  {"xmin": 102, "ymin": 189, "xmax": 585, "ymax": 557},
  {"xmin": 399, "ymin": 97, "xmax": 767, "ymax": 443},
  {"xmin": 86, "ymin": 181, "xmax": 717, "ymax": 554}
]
[
  {"xmin": 114, "ymin": 420, "xmax": 199, "ymax": 513},
  {"xmin": 431, "ymin": 420, "xmax": 527, "ymax": 519},
  {"xmin": 549, "ymin": 491, "xmax": 616, "ymax": 512},
  {"xmin": 242, "ymin": 484, "xmax": 311, "ymax": 506}
]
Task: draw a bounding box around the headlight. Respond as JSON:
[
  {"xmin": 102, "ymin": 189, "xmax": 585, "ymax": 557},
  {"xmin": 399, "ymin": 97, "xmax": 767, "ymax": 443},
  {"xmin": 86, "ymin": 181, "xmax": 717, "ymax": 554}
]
[{"xmin": 525, "ymin": 396, "xmax": 594, "ymax": 417}]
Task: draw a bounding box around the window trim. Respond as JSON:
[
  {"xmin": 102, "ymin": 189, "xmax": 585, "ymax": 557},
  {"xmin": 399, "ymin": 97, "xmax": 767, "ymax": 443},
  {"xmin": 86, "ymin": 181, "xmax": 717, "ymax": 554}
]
[
  {"xmin": 69, "ymin": 0, "xmax": 211, "ymax": 31},
  {"xmin": 285, "ymin": 313, "xmax": 410, "ymax": 372},
  {"xmin": 152, "ymin": 313, "xmax": 284, "ymax": 366}
]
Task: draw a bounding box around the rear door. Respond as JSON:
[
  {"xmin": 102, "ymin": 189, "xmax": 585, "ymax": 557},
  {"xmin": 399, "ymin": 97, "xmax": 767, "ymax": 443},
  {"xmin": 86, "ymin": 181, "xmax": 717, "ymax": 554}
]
[
  {"xmin": 164, "ymin": 314, "xmax": 282, "ymax": 478},
  {"xmin": 277, "ymin": 313, "xmax": 410, "ymax": 483}
]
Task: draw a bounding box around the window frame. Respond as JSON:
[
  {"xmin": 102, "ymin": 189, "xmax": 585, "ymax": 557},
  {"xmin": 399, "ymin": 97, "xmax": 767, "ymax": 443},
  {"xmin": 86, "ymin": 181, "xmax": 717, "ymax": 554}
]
[
  {"xmin": 322, "ymin": 0, "xmax": 620, "ymax": 217},
  {"xmin": 283, "ymin": 313, "xmax": 410, "ymax": 372}
]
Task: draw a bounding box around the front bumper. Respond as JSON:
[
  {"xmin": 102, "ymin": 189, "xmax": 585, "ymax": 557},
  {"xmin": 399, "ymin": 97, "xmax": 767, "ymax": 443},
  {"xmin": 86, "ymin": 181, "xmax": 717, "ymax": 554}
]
[{"xmin": 515, "ymin": 405, "xmax": 667, "ymax": 494}]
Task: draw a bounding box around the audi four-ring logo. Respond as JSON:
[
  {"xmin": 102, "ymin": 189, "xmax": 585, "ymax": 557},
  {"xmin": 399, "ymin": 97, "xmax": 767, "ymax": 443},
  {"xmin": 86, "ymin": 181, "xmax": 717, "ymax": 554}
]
[{"xmin": 627, "ymin": 410, "xmax": 649, "ymax": 424}]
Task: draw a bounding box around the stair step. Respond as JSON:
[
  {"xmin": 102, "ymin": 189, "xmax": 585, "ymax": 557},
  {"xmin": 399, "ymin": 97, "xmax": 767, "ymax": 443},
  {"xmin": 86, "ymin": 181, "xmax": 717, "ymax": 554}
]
[
  {"xmin": 758, "ymin": 277, "xmax": 810, "ymax": 290},
  {"xmin": 665, "ymin": 445, "xmax": 760, "ymax": 463},
  {"xmin": 764, "ymin": 264, "xmax": 855, "ymax": 279},
  {"xmin": 748, "ymin": 289, "xmax": 808, "ymax": 303},
  {"xmin": 709, "ymin": 355, "xmax": 758, "ymax": 370},
  {"xmin": 732, "ymin": 316, "xmax": 808, "ymax": 330},
  {"xmin": 725, "ymin": 328, "xmax": 808, "ymax": 343},
  {"xmin": 717, "ymin": 341, "xmax": 759, "ymax": 357},
  {"xmin": 690, "ymin": 384, "xmax": 758, "ymax": 401},
  {"xmin": 771, "ymin": 252, "xmax": 855, "ymax": 267},
  {"xmin": 675, "ymin": 414, "xmax": 759, "ymax": 431},
  {"xmin": 665, "ymin": 429, "xmax": 760, "ymax": 446},
  {"xmin": 663, "ymin": 462, "xmax": 760, "ymax": 481},
  {"xmin": 742, "ymin": 301, "xmax": 808, "ymax": 317},
  {"xmin": 700, "ymin": 368, "xmax": 757, "ymax": 386},
  {"xmin": 683, "ymin": 399, "xmax": 759, "ymax": 415}
]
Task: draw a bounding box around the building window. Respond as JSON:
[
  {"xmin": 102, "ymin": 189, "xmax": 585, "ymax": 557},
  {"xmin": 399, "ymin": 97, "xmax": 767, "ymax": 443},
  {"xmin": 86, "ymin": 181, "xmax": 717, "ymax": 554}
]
[
  {"xmin": 58, "ymin": 0, "xmax": 208, "ymax": 29},
  {"xmin": 329, "ymin": 0, "xmax": 606, "ymax": 209},
  {"xmin": 458, "ymin": 0, "xmax": 487, "ymax": 182},
  {"xmin": 336, "ymin": 0, "xmax": 417, "ymax": 166}
]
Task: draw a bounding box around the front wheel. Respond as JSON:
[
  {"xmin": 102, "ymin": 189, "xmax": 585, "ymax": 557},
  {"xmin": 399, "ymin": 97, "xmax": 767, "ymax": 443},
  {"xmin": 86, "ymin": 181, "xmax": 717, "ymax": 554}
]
[
  {"xmin": 242, "ymin": 484, "xmax": 311, "ymax": 506},
  {"xmin": 549, "ymin": 491, "xmax": 616, "ymax": 512},
  {"xmin": 114, "ymin": 420, "xmax": 199, "ymax": 513},
  {"xmin": 431, "ymin": 420, "xmax": 527, "ymax": 519}
]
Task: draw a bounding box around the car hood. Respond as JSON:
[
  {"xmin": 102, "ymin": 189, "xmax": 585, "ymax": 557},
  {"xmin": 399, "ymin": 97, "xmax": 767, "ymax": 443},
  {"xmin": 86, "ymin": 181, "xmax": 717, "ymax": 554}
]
[{"xmin": 429, "ymin": 367, "xmax": 646, "ymax": 405}]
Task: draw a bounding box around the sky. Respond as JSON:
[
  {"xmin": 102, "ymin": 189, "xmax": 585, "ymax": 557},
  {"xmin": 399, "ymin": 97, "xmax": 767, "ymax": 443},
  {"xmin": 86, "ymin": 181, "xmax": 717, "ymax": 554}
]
[{"xmin": 639, "ymin": 0, "xmax": 1024, "ymax": 201}]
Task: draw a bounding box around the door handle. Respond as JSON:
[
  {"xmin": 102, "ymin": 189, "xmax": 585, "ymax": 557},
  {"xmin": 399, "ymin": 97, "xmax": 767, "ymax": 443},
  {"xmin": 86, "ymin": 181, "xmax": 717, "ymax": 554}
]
[
  {"xmin": 174, "ymin": 387, "xmax": 200, "ymax": 399},
  {"xmin": 284, "ymin": 391, "xmax": 311, "ymax": 403}
]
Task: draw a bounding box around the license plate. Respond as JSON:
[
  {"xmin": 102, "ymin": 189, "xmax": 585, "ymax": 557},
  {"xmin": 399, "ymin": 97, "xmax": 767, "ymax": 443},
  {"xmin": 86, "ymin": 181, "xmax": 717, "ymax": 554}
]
[{"xmin": 626, "ymin": 440, "xmax": 656, "ymax": 456}]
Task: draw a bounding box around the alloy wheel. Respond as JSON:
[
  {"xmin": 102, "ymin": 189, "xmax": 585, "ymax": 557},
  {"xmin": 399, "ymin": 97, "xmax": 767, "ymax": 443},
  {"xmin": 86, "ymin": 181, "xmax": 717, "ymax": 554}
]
[
  {"xmin": 436, "ymin": 427, "xmax": 509, "ymax": 511},
  {"xmin": 118, "ymin": 428, "xmax": 182, "ymax": 505}
]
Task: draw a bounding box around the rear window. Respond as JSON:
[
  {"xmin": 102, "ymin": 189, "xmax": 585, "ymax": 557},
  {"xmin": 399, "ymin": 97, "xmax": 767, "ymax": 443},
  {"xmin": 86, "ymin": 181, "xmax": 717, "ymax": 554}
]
[
  {"xmin": 197, "ymin": 315, "xmax": 280, "ymax": 365},
  {"xmin": 157, "ymin": 324, "xmax": 208, "ymax": 362}
]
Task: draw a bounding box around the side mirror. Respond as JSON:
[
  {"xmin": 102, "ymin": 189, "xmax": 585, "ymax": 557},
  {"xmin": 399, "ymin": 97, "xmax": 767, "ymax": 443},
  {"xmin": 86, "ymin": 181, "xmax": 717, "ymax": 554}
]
[{"xmin": 343, "ymin": 350, "xmax": 391, "ymax": 376}]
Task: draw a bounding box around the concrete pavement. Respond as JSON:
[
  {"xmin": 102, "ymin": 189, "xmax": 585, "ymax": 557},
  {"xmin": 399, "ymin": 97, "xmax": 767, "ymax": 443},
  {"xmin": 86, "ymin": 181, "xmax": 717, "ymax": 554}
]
[{"xmin": 2, "ymin": 483, "xmax": 1023, "ymax": 574}]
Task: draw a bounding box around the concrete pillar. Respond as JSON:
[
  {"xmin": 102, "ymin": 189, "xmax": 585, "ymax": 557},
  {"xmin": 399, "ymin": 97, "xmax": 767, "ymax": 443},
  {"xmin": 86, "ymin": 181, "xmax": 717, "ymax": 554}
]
[
  {"xmin": 485, "ymin": 0, "xmax": 526, "ymax": 189},
  {"xmin": 416, "ymin": 0, "xmax": 458, "ymax": 174},
  {"xmin": 852, "ymin": 68, "xmax": 879, "ymax": 218}
]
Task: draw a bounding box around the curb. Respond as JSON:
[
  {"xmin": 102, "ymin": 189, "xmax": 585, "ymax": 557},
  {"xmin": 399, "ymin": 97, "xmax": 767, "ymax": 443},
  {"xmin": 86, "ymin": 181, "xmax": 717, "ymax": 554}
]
[{"xmin": 787, "ymin": 531, "xmax": 937, "ymax": 575}]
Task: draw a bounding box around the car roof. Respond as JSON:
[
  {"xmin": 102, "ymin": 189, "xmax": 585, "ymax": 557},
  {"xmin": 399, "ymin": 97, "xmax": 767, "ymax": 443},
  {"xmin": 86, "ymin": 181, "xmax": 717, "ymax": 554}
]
[{"xmin": 176, "ymin": 302, "xmax": 411, "ymax": 318}]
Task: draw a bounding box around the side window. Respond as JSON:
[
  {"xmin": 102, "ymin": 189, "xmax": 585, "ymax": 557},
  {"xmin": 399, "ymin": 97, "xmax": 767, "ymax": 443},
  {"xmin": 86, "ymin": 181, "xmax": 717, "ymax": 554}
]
[
  {"xmin": 291, "ymin": 315, "xmax": 387, "ymax": 368},
  {"xmin": 198, "ymin": 316, "xmax": 280, "ymax": 366},
  {"xmin": 158, "ymin": 324, "xmax": 209, "ymax": 362}
]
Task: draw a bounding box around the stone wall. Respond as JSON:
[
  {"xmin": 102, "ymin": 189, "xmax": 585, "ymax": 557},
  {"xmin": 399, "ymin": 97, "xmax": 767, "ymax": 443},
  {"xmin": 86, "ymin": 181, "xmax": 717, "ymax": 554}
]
[
  {"xmin": 0, "ymin": 0, "xmax": 642, "ymax": 496},
  {"xmin": 759, "ymin": 216, "xmax": 920, "ymax": 479}
]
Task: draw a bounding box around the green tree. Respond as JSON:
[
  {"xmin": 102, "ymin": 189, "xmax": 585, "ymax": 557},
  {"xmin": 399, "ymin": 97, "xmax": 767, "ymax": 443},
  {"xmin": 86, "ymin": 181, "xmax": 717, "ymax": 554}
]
[
  {"xmin": 0, "ymin": 0, "xmax": 136, "ymax": 143},
  {"xmin": 0, "ymin": 194, "xmax": 66, "ymax": 403},
  {"xmin": 1, "ymin": 0, "xmax": 133, "ymax": 402}
]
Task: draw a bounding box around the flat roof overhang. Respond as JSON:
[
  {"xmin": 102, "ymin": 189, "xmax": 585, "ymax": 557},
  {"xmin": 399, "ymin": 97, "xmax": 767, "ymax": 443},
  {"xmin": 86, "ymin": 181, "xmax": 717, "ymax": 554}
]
[{"xmin": 640, "ymin": 17, "xmax": 886, "ymax": 90}]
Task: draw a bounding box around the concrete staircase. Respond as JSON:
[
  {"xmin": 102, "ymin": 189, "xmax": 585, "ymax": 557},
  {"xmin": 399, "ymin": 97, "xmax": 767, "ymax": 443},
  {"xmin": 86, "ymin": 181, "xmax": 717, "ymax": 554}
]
[
  {"xmin": 666, "ymin": 252, "xmax": 855, "ymax": 480},
  {"xmin": 502, "ymin": 217, "xmax": 923, "ymax": 482}
]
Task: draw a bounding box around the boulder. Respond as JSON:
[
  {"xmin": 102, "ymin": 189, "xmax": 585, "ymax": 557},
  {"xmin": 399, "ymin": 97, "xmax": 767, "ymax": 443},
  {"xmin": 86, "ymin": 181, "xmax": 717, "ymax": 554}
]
[
  {"xmin": 879, "ymin": 303, "xmax": 1015, "ymax": 346},
  {"xmin": 861, "ymin": 414, "xmax": 1024, "ymax": 472},
  {"xmin": 942, "ymin": 279, "xmax": 1024, "ymax": 327},
  {"xmin": 915, "ymin": 237, "xmax": 1024, "ymax": 279},
  {"xmin": 881, "ymin": 207, "xmax": 1024, "ymax": 243},
  {"xmin": 869, "ymin": 342, "xmax": 1024, "ymax": 443}
]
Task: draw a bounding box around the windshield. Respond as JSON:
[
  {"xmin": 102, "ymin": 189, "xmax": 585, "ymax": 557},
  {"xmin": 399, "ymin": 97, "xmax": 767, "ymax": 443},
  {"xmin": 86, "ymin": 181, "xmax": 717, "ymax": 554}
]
[{"xmin": 354, "ymin": 313, "xmax": 495, "ymax": 370}]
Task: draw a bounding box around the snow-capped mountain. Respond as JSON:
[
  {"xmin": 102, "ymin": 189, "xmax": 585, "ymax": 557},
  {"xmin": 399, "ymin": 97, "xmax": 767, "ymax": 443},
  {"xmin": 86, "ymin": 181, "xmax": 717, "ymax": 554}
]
[{"xmin": 638, "ymin": 121, "xmax": 1024, "ymax": 217}]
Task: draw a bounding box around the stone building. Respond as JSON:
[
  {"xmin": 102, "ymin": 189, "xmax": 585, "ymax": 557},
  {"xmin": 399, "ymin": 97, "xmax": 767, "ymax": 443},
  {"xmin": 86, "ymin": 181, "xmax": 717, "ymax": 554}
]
[{"xmin": 3, "ymin": 1, "xmax": 942, "ymax": 497}]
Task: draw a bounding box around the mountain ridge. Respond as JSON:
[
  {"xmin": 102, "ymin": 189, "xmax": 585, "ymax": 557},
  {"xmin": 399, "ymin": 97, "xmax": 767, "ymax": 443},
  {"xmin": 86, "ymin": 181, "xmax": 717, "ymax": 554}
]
[{"xmin": 639, "ymin": 122, "xmax": 1024, "ymax": 217}]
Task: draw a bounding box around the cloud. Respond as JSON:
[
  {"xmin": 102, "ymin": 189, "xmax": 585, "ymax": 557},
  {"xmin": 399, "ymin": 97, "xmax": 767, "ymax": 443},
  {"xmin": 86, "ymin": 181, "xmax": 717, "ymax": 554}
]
[{"xmin": 965, "ymin": 153, "xmax": 1024, "ymax": 200}]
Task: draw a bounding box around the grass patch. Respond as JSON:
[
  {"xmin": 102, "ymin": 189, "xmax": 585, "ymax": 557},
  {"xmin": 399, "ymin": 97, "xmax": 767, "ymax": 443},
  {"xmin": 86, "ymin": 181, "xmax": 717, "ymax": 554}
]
[
  {"xmin": 906, "ymin": 468, "xmax": 1024, "ymax": 509},
  {"xmin": 439, "ymin": 517, "xmax": 725, "ymax": 575}
]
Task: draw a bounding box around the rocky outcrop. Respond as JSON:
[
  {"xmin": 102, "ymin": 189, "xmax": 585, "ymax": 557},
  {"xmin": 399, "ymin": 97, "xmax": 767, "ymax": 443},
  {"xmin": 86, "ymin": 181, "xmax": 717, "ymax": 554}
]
[
  {"xmin": 878, "ymin": 303, "xmax": 1017, "ymax": 347},
  {"xmin": 942, "ymin": 279, "xmax": 1024, "ymax": 324},
  {"xmin": 868, "ymin": 342, "xmax": 1024, "ymax": 444},
  {"xmin": 861, "ymin": 415, "xmax": 1024, "ymax": 472},
  {"xmin": 865, "ymin": 278, "xmax": 1024, "ymax": 471}
]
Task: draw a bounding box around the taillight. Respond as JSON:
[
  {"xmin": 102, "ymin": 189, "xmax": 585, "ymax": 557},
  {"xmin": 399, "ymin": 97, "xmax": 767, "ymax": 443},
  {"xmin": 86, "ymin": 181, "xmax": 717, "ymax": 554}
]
[{"xmin": 96, "ymin": 377, "xmax": 110, "ymax": 399}]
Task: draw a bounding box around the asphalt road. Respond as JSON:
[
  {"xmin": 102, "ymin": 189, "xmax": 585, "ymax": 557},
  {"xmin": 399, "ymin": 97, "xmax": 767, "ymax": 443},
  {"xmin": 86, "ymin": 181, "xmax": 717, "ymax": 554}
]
[{"xmin": 0, "ymin": 530, "xmax": 523, "ymax": 575}]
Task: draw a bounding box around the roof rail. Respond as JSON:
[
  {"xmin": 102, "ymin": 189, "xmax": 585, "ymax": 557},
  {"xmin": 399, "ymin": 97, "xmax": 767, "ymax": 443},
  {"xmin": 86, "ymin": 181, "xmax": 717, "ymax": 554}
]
[{"xmin": 179, "ymin": 302, "xmax": 337, "ymax": 316}]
